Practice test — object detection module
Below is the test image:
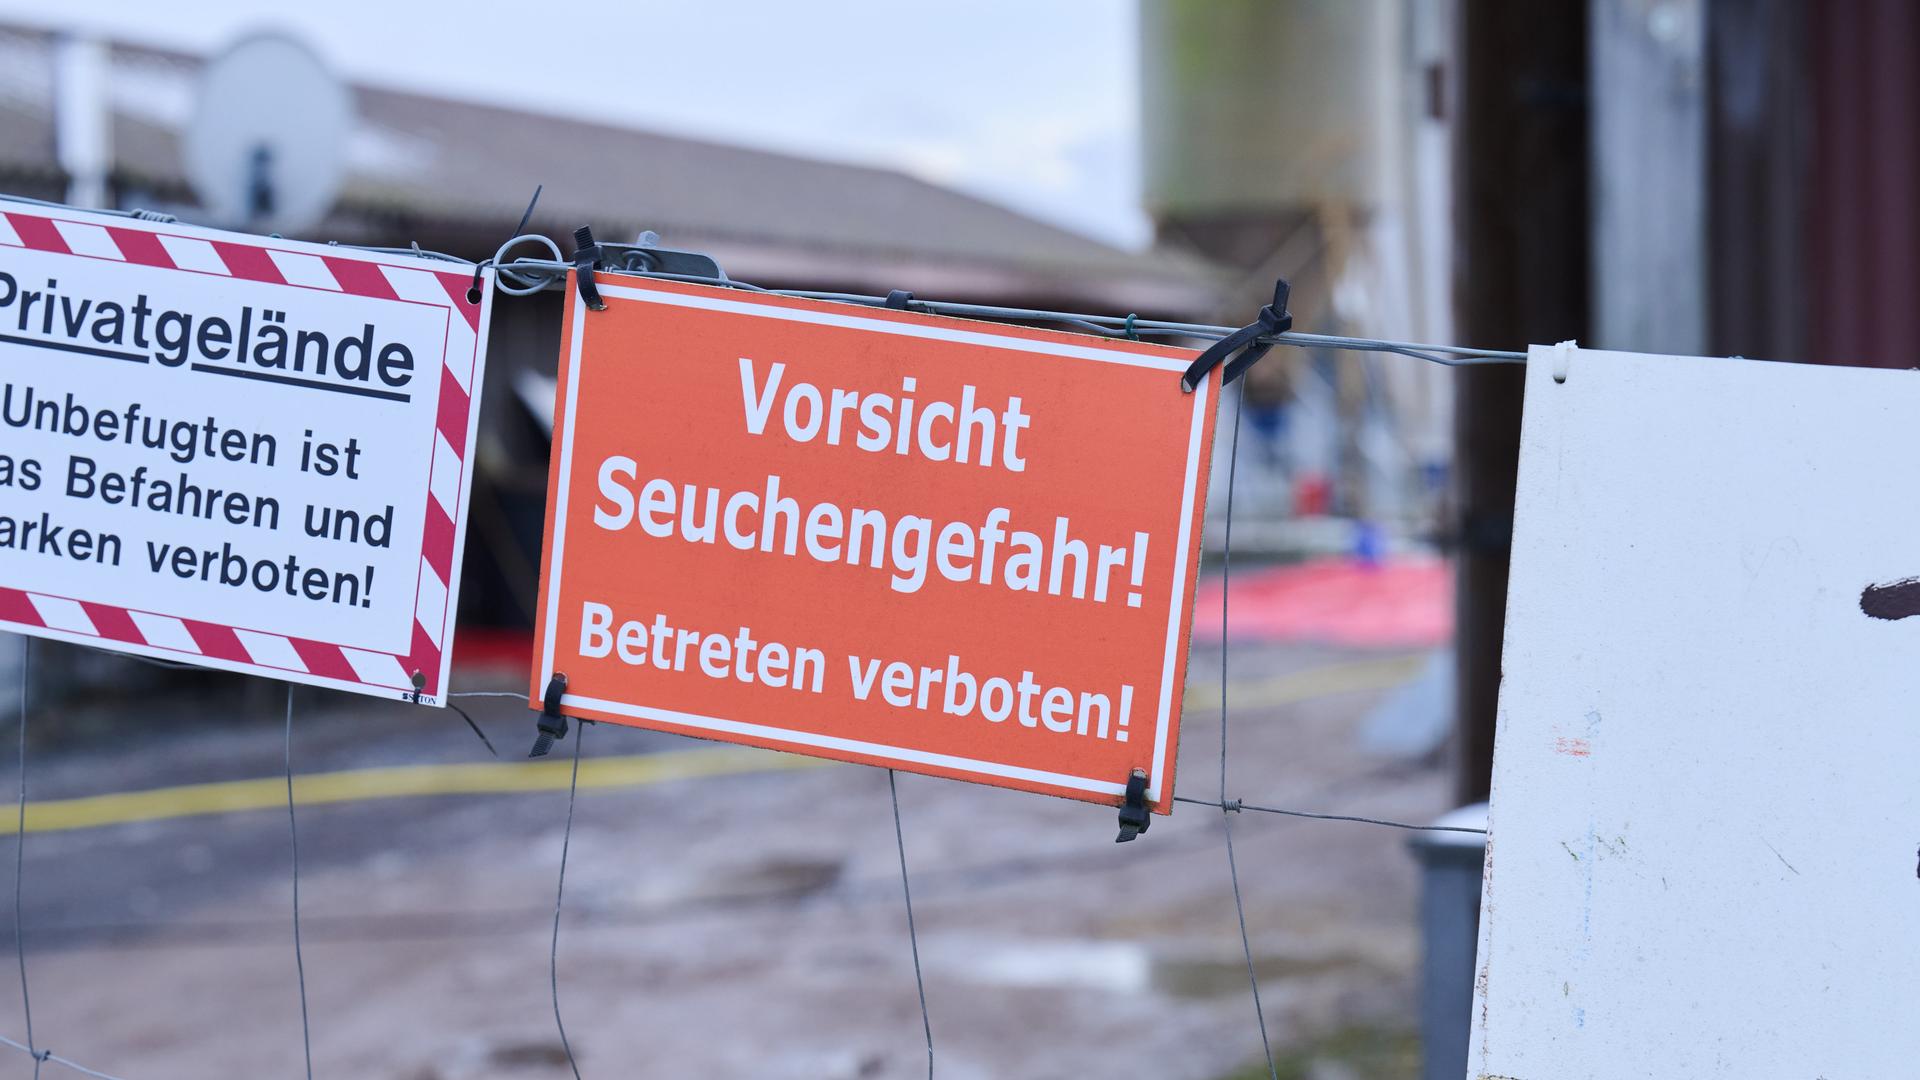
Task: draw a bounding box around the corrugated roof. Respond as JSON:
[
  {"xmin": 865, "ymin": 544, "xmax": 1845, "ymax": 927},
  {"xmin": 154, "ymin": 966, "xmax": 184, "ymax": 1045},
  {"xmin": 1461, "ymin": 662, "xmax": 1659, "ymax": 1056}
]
[{"xmin": 0, "ymin": 23, "xmax": 1223, "ymax": 314}]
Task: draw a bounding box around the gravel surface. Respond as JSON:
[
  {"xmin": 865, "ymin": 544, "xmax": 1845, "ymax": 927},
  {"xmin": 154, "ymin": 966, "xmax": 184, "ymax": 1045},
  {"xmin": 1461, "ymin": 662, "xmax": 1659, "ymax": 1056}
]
[{"xmin": 0, "ymin": 640, "xmax": 1453, "ymax": 1079}]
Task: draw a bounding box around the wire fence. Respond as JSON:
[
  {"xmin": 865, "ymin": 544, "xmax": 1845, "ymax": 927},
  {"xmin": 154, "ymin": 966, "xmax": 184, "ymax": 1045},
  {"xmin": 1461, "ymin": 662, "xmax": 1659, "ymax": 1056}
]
[{"xmin": 0, "ymin": 190, "xmax": 1496, "ymax": 1078}]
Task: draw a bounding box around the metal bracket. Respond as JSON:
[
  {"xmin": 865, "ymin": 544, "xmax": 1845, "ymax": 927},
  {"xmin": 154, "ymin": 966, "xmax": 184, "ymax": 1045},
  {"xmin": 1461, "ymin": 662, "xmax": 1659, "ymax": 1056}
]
[
  {"xmin": 596, "ymin": 229, "xmax": 729, "ymax": 282},
  {"xmin": 1116, "ymin": 768, "xmax": 1152, "ymax": 843},
  {"xmin": 529, "ymin": 672, "xmax": 569, "ymax": 758}
]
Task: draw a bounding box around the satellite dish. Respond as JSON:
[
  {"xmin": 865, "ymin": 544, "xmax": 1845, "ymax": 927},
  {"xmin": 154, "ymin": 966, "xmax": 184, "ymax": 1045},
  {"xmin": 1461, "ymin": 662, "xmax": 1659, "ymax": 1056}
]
[{"xmin": 184, "ymin": 32, "xmax": 352, "ymax": 236}]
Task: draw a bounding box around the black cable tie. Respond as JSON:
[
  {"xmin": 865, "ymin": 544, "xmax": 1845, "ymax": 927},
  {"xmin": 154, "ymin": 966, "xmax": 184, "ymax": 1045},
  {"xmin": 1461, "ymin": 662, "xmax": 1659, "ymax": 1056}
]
[
  {"xmin": 1181, "ymin": 278, "xmax": 1292, "ymax": 393},
  {"xmin": 529, "ymin": 673, "xmax": 569, "ymax": 758},
  {"xmin": 884, "ymin": 289, "xmax": 915, "ymax": 311},
  {"xmin": 1116, "ymin": 768, "xmax": 1152, "ymax": 843},
  {"xmin": 572, "ymin": 226, "xmax": 606, "ymax": 312}
]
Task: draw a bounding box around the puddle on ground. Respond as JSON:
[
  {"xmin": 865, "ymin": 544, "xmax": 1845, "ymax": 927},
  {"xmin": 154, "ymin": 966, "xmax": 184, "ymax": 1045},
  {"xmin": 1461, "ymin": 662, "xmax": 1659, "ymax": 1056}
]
[
  {"xmin": 720, "ymin": 855, "xmax": 845, "ymax": 898},
  {"xmin": 485, "ymin": 1039, "xmax": 574, "ymax": 1068},
  {"xmin": 925, "ymin": 935, "xmax": 1383, "ymax": 999},
  {"xmin": 952, "ymin": 938, "xmax": 1154, "ymax": 993},
  {"xmin": 619, "ymin": 855, "xmax": 846, "ymax": 910}
]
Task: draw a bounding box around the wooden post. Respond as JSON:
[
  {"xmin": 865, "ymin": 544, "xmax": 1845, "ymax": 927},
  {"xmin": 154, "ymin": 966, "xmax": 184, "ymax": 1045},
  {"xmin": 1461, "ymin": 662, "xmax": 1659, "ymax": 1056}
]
[{"xmin": 1451, "ymin": 0, "xmax": 1590, "ymax": 802}]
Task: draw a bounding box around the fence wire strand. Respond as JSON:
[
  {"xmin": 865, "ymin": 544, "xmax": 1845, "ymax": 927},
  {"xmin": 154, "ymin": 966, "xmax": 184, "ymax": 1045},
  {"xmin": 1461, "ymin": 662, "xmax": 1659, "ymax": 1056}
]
[
  {"xmin": 1172, "ymin": 796, "xmax": 1488, "ymax": 835},
  {"xmin": 1218, "ymin": 382, "xmax": 1280, "ymax": 1080},
  {"xmin": 551, "ymin": 723, "xmax": 585, "ymax": 1080},
  {"xmin": 284, "ymin": 688, "xmax": 314, "ymax": 1080},
  {"xmin": 542, "ymin": 266, "xmax": 1523, "ymax": 367},
  {"xmin": 0, "ymin": 191, "xmax": 1530, "ymax": 370},
  {"xmin": 15, "ymin": 637, "xmax": 37, "ymax": 1080},
  {"xmin": 445, "ymin": 702, "xmax": 500, "ymax": 757},
  {"xmin": 0, "ymin": 1033, "xmax": 126, "ymax": 1080},
  {"xmin": 888, "ymin": 770, "xmax": 934, "ymax": 1079}
]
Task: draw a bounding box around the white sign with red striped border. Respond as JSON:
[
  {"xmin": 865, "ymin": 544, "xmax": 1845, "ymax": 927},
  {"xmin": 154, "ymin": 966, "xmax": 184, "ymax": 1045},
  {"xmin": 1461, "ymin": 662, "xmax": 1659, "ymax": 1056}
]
[{"xmin": 0, "ymin": 204, "xmax": 491, "ymax": 705}]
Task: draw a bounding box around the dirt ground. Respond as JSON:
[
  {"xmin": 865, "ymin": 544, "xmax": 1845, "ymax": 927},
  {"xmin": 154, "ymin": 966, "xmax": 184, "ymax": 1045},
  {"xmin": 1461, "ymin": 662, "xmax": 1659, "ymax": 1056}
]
[{"xmin": 0, "ymin": 638, "xmax": 1455, "ymax": 1080}]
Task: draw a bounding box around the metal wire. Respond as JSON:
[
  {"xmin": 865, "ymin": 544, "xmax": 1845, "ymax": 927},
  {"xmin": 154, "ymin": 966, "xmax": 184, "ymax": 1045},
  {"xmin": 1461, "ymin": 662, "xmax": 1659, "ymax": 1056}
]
[
  {"xmin": 0, "ymin": 191, "xmax": 174, "ymax": 221},
  {"xmin": 0, "ymin": 1033, "xmax": 126, "ymax": 1080},
  {"xmin": 445, "ymin": 702, "xmax": 500, "ymax": 758},
  {"xmin": 1173, "ymin": 796, "xmax": 1488, "ymax": 836},
  {"xmin": 284, "ymin": 687, "xmax": 314, "ymax": 1080},
  {"xmin": 492, "ymin": 233, "xmax": 566, "ymax": 297},
  {"xmin": 551, "ymin": 723, "xmax": 585, "ymax": 1080},
  {"xmin": 1217, "ymin": 382, "xmax": 1279, "ymax": 1080},
  {"xmin": 887, "ymin": 770, "xmax": 934, "ymax": 1079},
  {"xmin": 8, "ymin": 640, "xmax": 132, "ymax": 1080},
  {"xmin": 14, "ymin": 637, "xmax": 37, "ymax": 1080},
  {"xmin": 484, "ymin": 261, "xmax": 1527, "ymax": 366},
  {"xmin": 0, "ymin": 192, "xmax": 1526, "ymax": 368}
]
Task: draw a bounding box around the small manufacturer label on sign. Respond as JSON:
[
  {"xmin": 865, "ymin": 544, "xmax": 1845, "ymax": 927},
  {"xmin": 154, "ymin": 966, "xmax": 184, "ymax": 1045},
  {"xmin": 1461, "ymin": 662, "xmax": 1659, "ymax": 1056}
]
[
  {"xmin": 531, "ymin": 277, "xmax": 1215, "ymax": 810},
  {"xmin": 0, "ymin": 206, "xmax": 491, "ymax": 704}
]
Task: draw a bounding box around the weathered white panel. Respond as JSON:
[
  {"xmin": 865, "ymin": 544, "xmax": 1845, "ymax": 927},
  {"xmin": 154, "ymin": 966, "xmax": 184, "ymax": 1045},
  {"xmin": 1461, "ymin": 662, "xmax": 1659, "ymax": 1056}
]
[{"xmin": 1472, "ymin": 343, "xmax": 1920, "ymax": 1078}]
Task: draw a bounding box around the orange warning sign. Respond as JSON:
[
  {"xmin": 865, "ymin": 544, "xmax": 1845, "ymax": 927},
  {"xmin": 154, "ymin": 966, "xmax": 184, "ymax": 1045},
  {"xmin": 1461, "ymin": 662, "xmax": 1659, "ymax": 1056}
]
[{"xmin": 530, "ymin": 277, "xmax": 1216, "ymax": 811}]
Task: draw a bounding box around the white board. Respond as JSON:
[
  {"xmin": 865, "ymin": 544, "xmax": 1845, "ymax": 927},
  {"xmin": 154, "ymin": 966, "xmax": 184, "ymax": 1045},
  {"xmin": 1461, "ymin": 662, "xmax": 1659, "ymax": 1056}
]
[
  {"xmin": 0, "ymin": 203, "xmax": 491, "ymax": 705},
  {"xmin": 1471, "ymin": 343, "xmax": 1920, "ymax": 1078}
]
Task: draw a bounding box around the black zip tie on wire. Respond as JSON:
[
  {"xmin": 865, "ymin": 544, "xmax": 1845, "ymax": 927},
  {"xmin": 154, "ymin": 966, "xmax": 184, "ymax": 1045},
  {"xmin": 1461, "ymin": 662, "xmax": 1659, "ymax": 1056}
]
[
  {"xmin": 530, "ymin": 673, "xmax": 570, "ymax": 758},
  {"xmin": 572, "ymin": 226, "xmax": 606, "ymax": 311},
  {"xmin": 1181, "ymin": 279, "xmax": 1292, "ymax": 393},
  {"xmin": 884, "ymin": 289, "xmax": 915, "ymax": 311},
  {"xmin": 1115, "ymin": 768, "xmax": 1151, "ymax": 843}
]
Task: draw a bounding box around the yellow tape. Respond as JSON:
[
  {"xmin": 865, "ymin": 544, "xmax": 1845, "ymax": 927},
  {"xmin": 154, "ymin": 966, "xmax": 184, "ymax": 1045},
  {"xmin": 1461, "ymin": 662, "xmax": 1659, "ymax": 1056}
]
[
  {"xmin": 3, "ymin": 654, "xmax": 1422, "ymax": 835},
  {"xmin": 1, "ymin": 746, "xmax": 825, "ymax": 836},
  {"xmin": 1181, "ymin": 652, "xmax": 1425, "ymax": 711}
]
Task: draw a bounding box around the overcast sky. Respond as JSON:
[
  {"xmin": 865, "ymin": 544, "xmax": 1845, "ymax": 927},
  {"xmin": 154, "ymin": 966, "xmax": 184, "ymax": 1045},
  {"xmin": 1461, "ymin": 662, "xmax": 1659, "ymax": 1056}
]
[{"xmin": 0, "ymin": 0, "xmax": 1151, "ymax": 248}]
